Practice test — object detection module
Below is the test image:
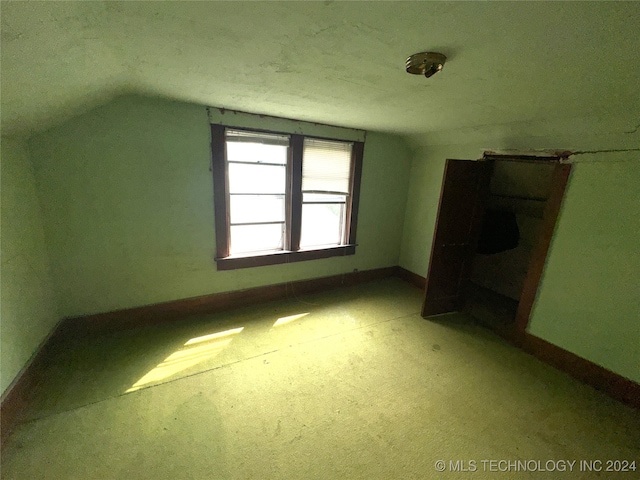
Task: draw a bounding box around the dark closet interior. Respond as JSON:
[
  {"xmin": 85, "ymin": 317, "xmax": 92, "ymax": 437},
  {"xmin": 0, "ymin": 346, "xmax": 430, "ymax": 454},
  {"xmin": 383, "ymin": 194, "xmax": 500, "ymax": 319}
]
[{"xmin": 464, "ymin": 160, "xmax": 556, "ymax": 333}]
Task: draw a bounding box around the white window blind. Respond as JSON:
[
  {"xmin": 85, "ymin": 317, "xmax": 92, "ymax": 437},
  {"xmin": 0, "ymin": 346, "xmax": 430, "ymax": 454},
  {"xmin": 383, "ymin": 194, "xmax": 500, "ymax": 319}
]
[
  {"xmin": 226, "ymin": 129, "xmax": 289, "ymax": 146},
  {"xmin": 300, "ymin": 139, "xmax": 352, "ymax": 248},
  {"xmin": 302, "ymin": 139, "xmax": 353, "ymax": 194}
]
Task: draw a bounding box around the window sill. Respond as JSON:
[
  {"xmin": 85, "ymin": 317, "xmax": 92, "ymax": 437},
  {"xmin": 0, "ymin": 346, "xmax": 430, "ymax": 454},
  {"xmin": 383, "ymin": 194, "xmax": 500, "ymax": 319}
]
[{"xmin": 215, "ymin": 245, "xmax": 356, "ymax": 271}]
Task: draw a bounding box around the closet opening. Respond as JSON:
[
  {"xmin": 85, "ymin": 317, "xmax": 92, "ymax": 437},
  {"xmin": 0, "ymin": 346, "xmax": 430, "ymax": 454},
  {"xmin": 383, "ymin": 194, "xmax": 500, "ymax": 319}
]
[{"xmin": 421, "ymin": 153, "xmax": 572, "ymax": 343}]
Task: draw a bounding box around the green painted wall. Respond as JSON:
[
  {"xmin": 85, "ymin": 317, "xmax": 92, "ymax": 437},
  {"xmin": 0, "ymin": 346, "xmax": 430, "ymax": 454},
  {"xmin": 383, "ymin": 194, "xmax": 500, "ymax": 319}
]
[
  {"xmin": 527, "ymin": 156, "xmax": 640, "ymax": 382},
  {"xmin": 399, "ymin": 146, "xmax": 640, "ymax": 383},
  {"xmin": 28, "ymin": 95, "xmax": 413, "ymax": 318},
  {"xmin": 398, "ymin": 146, "xmax": 448, "ymax": 276},
  {"xmin": 1, "ymin": 137, "xmax": 59, "ymax": 395}
]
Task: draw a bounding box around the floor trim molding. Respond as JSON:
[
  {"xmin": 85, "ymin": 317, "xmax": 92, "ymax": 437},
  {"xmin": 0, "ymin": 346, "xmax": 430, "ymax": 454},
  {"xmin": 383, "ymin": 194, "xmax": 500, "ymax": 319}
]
[
  {"xmin": 521, "ymin": 333, "xmax": 640, "ymax": 409},
  {"xmin": 58, "ymin": 266, "xmax": 399, "ymax": 338},
  {"xmin": 396, "ymin": 266, "xmax": 426, "ymax": 290},
  {"xmin": 0, "ymin": 321, "xmax": 66, "ymax": 447},
  {"xmin": 3, "ymin": 265, "xmax": 638, "ymax": 448},
  {"xmin": 1, "ymin": 266, "xmax": 398, "ymax": 446},
  {"xmin": 409, "ymin": 269, "xmax": 640, "ymax": 409}
]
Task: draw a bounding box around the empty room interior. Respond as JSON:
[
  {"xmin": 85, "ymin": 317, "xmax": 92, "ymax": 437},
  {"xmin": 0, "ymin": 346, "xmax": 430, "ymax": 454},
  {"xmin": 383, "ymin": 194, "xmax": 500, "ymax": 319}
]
[{"xmin": 1, "ymin": 2, "xmax": 639, "ymax": 479}]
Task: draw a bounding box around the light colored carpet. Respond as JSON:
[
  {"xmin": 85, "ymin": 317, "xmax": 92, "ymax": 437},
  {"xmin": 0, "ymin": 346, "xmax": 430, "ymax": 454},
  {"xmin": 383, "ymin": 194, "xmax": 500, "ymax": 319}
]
[{"xmin": 2, "ymin": 278, "xmax": 639, "ymax": 479}]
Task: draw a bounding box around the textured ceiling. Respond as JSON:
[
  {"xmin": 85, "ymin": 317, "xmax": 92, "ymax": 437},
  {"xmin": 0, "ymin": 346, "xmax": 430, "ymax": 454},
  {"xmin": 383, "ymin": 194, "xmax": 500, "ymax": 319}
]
[{"xmin": 2, "ymin": 1, "xmax": 639, "ymax": 147}]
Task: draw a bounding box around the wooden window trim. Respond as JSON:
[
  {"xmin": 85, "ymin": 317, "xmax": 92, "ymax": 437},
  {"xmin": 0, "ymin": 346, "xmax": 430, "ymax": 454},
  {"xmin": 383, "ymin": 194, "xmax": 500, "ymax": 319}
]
[
  {"xmin": 289, "ymin": 134, "xmax": 304, "ymax": 252},
  {"xmin": 210, "ymin": 124, "xmax": 363, "ymax": 270},
  {"xmin": 346, "ymin": 141, "xmax": 364, "ymax": 244},
  {"xmin": 211, "ymin": 124, "xmax": 230, "ymax": 258},
  {"xmin": 216, "ymin": 245, "xmax": 357, "ymax": 270}
]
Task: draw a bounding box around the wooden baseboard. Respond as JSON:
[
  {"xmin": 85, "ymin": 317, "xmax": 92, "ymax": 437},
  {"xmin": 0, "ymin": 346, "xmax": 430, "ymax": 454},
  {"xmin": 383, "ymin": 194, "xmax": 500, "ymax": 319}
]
[
  {"xmin": 521, "ymin": 333, "xmax": 640, "ymax": 409},
  {"xmin": 3, "ymin": 266, "xmax": 638, "ymax": 449},
  {"xmin": 396, "ymin": 266, "xmax": 426, "ymax": 290},
  {"xmin": 409, "ymin": 268, "xmax": 639, "ymax": 409},
  {"xmin": 1, "ymin": 266, "xmax": 398, "ymax": 447},
  {"xmin": 0, "ymin": 321, "xmax": 67, "ymax": 447},
  {"xmin": 59, "ymin": 266, "xmax": 399, "ymax": 338}
]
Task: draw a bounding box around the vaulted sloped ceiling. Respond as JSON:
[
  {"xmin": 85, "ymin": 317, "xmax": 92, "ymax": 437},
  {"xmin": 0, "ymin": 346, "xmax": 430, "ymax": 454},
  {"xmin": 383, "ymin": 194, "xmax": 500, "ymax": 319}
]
[{"xmin": 1, "ymin": 1, "xmax": 639, "ymax": 148}]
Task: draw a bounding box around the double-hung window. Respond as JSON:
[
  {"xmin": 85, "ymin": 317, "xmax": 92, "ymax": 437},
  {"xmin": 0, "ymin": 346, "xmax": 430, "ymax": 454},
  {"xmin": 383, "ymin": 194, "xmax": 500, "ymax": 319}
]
[{"xmin": 211, "ymin": 124, "xmax": 364, "ymax": 270}]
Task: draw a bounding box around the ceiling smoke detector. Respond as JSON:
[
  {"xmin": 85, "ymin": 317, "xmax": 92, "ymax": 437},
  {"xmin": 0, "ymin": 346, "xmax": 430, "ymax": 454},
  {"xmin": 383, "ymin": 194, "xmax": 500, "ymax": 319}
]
[{"xmin": 406, "ymin": 52, "xmax": 447, "ymax": 78}]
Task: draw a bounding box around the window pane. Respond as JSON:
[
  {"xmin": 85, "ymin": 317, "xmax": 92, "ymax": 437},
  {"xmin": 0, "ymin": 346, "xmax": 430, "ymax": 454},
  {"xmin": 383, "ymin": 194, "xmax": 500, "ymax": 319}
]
[
  {"xmin": 230, "ymin": 223, "xmax": 284, "ymax": 254},
  {"xmin": 302, "ymin": 138, "xmax": 352, "ymax": 194},
  {"xmin": 228, "ymin": 163, "xmax": 286, "ymax": 194},
  {"xmin": 303, "ymin": 192, "xmax": 347, "ymax": 203},
  {"xmin": 227, "ymin": 141, "xmax": 288, "ymax": 164},
  {"xmin": 300, "ymin": 203, "xmax": 345, "ymax": 248},
  {"xmin": 230, "ymin": 195, "xmax": 285, "ymax": 224},
  {"xmin": 226, "ymin": 130, "xmax": 289, "ymax": 164}
]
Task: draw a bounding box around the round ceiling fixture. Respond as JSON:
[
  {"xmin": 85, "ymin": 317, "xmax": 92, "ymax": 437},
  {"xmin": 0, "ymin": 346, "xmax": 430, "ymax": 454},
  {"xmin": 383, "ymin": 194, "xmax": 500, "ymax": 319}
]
[{"xmin": 406, "ymin": 52, "xmax": 447, "ymax": 78}]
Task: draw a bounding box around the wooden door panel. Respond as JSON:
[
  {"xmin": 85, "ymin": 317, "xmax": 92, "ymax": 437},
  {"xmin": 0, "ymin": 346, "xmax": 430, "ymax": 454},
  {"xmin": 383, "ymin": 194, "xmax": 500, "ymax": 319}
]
[
  {"xmin": 435, "ymin": 165, "xmax": 484, "ymax": 244},
  {"xmin": 426, "ymin": 245, "xmax": 468, "ymax": 298},
  {"xmin": 423, "ymin": 245, "xmax": 468, "ymax": 313},
  {"xmin": 422, "ymin": 159, "xmax": 492, "ymax": 317}
]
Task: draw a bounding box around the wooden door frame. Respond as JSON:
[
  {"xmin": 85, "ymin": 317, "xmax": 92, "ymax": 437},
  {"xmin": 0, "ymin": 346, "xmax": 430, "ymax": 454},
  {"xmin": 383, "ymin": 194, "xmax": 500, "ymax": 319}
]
[
  {"xmin": 479, "ymin": 154, "xmax": 573, "ymax": 342},
  {"xmin": 513, "ymin": 162, "xmax": 572, "ymax": 343}
]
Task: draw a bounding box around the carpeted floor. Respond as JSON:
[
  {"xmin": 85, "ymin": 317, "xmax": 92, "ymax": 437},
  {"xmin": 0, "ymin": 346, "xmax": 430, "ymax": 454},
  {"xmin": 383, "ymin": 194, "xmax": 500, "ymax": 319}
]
[{"xmin": 2, "ymin": 278, "xmax": 639, "ymax": 479}]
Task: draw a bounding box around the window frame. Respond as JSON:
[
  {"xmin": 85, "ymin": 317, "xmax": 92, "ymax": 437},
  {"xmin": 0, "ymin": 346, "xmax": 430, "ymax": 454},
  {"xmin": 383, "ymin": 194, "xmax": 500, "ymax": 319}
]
[{"xmin": 211, "ymin": 123, "xmax": 364, "ymax": 270}]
